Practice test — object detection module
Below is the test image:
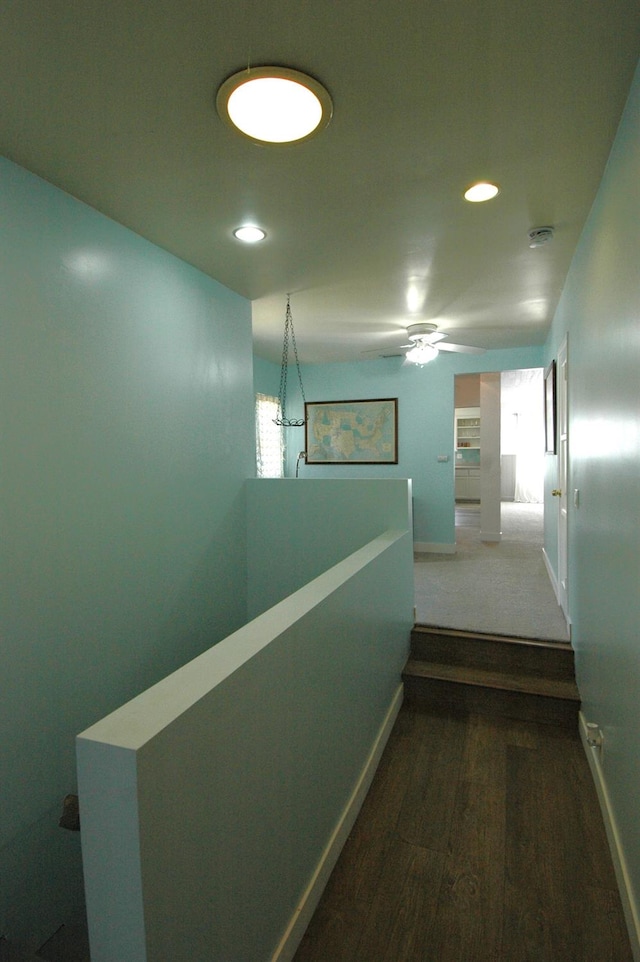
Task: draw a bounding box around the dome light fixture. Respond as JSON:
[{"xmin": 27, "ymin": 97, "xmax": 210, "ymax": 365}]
[
  {"xmin": 233, "ymin": 225, "xmax": 267, "ymax": 243},
  {"xmin": 464, "ymin": 181, "xmax": 500, "ymax": 203},
  {"xmin": 217, "ymin": 66, "xmax": 333, "ymax": 145}
]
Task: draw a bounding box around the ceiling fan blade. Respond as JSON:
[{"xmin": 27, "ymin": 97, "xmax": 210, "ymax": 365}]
[
  {"xmin": 362, "ymin": 333, "xmax": 485, "ymax": 359},
  {"xmin": 436, "ymin": 342, "xmax": 486, "ymax": 354},
  {"xmin": 361, "ymin": 343, "xmax": 411, "ymax": 357}
]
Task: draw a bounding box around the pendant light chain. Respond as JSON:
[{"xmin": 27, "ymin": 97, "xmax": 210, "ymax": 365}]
[{"xmin": 274, "ymin": 294, "xmax": 307, "ymax": 426}]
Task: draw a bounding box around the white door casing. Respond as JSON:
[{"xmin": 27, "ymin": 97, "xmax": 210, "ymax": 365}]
[{"xmin": 556, "ymin": 337, "xmax": 569, "ymax": 619}]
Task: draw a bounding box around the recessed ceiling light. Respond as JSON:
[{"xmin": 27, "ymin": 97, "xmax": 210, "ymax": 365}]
[
  {"xmin": 233, "ymin": 225, "xmax": 267, "ymax": 243},
  {"xmin": 464, "ymin": 182, "xmax": 500, "ymax": 203},
  {"xmin": 216, "ymin": 66, "xmax": 333, "ymax": 145}
]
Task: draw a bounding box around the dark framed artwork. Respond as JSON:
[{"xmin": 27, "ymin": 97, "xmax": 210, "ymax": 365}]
[
  {"xmin": 544, "ymin": 360, "xmax": 557, "ymax": 454},
  {"xmin": 304, "ymin": 398, "xmax": 398, "ymax": 464}
]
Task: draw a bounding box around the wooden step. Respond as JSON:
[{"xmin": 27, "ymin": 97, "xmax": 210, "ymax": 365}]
[
  {"xmin": 403, "ymin": 661, "xmax": 580, "ymax": 729},
  {"xmin": 411, "ymin": 624, "xmax": 575, "ymax": 680},
  {"xmin": 404, "ymin": 659, "xmax": 580, "ymax": 700},
  {"xmin": 404, "ymin": 624, "xmax": 580, "ymax": 729}
]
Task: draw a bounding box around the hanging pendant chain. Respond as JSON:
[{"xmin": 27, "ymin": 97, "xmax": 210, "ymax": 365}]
[{"xmin": 275, "ymin": 295, "xmax": 306, "ymax": 426}]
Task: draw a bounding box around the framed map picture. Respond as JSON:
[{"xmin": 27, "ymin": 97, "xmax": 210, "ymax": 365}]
[{"xmin": 305, "ymin": 398, "xmax": 398, "ymax": 464}]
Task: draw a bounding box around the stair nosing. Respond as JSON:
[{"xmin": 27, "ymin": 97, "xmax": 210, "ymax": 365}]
[
  {"xmin": 403, "ymin": 659, "xmax": 581, "ymax": 701},
  {"xmin": 412, "ymin": 624, "xmax": 572, "ymax": 650}
]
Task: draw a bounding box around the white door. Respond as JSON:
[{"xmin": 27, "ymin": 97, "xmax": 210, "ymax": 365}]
[{"xmin": 556, "ymin": 337, "xmax": 569, "ymax": 619}]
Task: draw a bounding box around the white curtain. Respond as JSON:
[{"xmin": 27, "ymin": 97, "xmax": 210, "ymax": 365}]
[
  {"xmin": 255, "ymin": 393, "xmax": 284, "ymax": 478},
  {"xmin": 501, "ymin": 369, "xmax": 544, "ymax": 503}
]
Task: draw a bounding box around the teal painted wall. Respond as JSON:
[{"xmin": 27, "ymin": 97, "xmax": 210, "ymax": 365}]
[
  {"xmin": 246, "ymin": 478, "xmax": 413, "ymax": 617},
  {"xmin": 1, "ymin": 157, "xmax": 254, "ymax": 944},
  {"xmin": 544, "ymin": 60, "xmax": 640, "ymax": 910},
  {"xmin": 258, "ymin": 347, "xmax": 544, "ymax": 546},
  {"xmin": 253, "ymin": 354, "xmax": 282, "ymax": 399}
]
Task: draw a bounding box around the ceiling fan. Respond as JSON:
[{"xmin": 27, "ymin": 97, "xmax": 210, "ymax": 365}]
[{"xmin": 363, "ymin": 323, "xmax": 486, "ymax": 365}]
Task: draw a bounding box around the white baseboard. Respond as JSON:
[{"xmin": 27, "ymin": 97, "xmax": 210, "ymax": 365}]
[
  {"xmin": 479, "ymin": 530, "xmax": 501, "ymax": 542},
  {"xmin": 542, "ymin": 547, "xmax": 559, "ymax": 599},
  {"xmin": 579, "ymin": 712, "xmax": 640, "ymax": 962},
  {"xmin": 414, "ymin": 541, "xmax": 456, "ymax": 554},
  {"xmin": 272, "ymin": 684, "xmax": 404, "ymax": 962},
  {"xmin": 542, "ymin": 547, "xmax": 572, "ymax": 637}
]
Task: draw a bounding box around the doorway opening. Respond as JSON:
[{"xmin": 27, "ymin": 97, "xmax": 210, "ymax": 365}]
[
  {"xmin": 413, "ymin": 366, "xmax": 567, "ymax": 639},
  {"xmin": 454, "ymin": 369, "xmax": 545, "ymax": 547}
]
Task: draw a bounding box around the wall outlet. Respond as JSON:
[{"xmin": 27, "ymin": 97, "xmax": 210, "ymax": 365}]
[{"xmin": 586, "ymin": 722, "xmax": 604, "ymax": 758}]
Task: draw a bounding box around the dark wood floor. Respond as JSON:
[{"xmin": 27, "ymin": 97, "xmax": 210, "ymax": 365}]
[{"xmin": 293, "ymin": 705, "xmax": 633, "ymax": 962}]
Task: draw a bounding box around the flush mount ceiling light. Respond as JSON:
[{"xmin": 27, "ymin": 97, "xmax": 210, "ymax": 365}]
[
  {"xmin": 216, "ymin": 66, "xmax": 333, "ymax": 145},
  {"xmin": 233, "ymin": 225, "xmax": 266, "ymax": 243},
  {"xmin": 464, "ymin": 181, "xmax": 500, "ymax": 202}
]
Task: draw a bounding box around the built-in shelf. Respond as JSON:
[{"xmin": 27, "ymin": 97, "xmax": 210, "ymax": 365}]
[
  {"xmin": 455, "ymin": 407, "xmax": 480, "ymax": 449},
  {"xmin": 455, "ymin": 407, "xmax": 480, "ymax": 501}
]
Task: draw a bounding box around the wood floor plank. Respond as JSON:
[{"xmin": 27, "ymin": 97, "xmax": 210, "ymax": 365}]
[
  {"xmin": 352, "ymin": 838, "xmax": 445, "ymax": 962},
  {"xmin": 395, "ymin": 709, "xmax": 467, "ymax": 851},
  {"xmin": 503, "ymin": 743, "xmax": 569, "ymax": 961},
  {"xmin": 294, "ymin": 706, "xmax": 633, "ymax": 962},
  {"xmin": 541, "ymin": 728, "xmax": 619, "ymax": 888},
  {"xmin": 292, "ymin": 886, "xmax": 371, "ymax": 962},
  {"xmin": 582, "ymin": 885, "xmax": 637, "ymax": 962},
  {"xmin": 503, "ymin": 734, "xmax": 633, "ymax": 962},
  {"xmin": 427, "ymin": 715, "xmax": 507, "ymax": 961},
  {"xmin": 329, "ymin": 709, "xmax": 423, "ymax": 906}
]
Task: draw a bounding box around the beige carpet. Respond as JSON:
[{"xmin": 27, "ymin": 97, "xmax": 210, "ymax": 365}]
[{"xmin": 414, "ymin": 502, "xmax": 570, "ymax": 641}]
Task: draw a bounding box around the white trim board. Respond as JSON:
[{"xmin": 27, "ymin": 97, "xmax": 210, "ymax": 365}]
[
  {"xmin": 542, "ymin": 546, "xmax": 572, "ymax": 639},
  {"xmin": 542, "ymin": 546, "xmax": 559, "ymax": 600},
  {"xmin": 273, "ymin": 684, "xmax": 403, "ymax": 962},
  {"xmin": 579, "ymin": 712, "xmax": 640, "ymax": 962},
  {"xmin": 479, "ymin": 529, "xmax": 501, "ymax": 542},
  {"xmin": 414, "ymin": 542, "xmax": 456, "ymax": 554}
]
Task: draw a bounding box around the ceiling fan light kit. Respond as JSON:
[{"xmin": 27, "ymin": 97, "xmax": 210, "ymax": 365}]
[
  {"xmin": 362, "ymin": 321, "xmax": 486, "ymax": 363},
  {"xmin": 405, "ymin": 323, "xmax": 444, "ymax": 365},
  {"xmin": 405, "ymin": 341, "xmax": 439, "ymax": 365},
  {"xmin": 216, "ymin": 66, "xmax": 333, "ymax": 145}
]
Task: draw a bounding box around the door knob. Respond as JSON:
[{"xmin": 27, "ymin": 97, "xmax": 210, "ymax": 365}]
[{"xmin": 552, "ymin": 489, "xmax": 562, "ymax": 497}]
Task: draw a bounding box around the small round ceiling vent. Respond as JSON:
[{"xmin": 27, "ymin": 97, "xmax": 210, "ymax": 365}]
[{"xmin": 528, "ymin": 226, "xmax": 555, "ymax": 248}]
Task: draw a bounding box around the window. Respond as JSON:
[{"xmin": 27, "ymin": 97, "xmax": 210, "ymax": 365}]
[{"xmin": 255, "ymin": 393, "xmax": 284, "ymax": 478}]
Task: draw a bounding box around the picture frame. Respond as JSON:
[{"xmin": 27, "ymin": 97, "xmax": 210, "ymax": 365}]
[
  {"xmin": 304, "ymin": 398, "xmax": 398, "ymax": 464},
  {"xmin": 544, "ymin": 360, "xmax": 557, "ymax": 454}
]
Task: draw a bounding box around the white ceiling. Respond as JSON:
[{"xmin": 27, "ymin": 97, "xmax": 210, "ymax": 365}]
[{"xmin": 2, "ymin": 1, "xmax": 639, "ymax": 363}]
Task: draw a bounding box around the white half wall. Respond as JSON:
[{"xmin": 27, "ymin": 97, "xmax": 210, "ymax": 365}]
[{"xmin": 78, "ymin": 511, "xmax": 414, "ymax": 961}]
